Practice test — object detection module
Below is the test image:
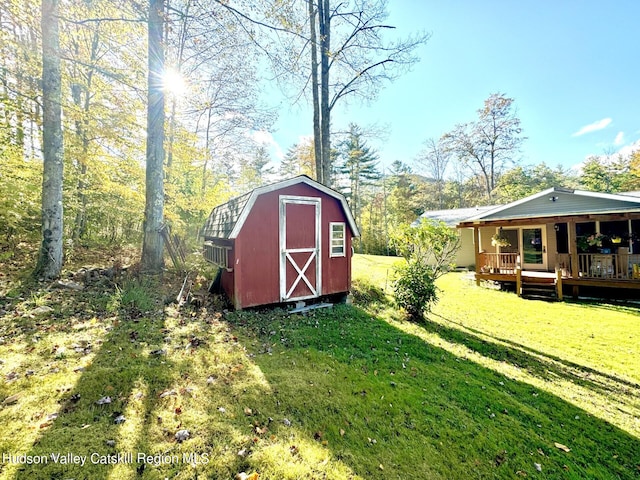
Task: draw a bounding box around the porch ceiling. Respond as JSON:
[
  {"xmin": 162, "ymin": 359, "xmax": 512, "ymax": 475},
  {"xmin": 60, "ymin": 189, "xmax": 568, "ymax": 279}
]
[{"xmin": 458, "ymin": 211, "xmax": 640, "ymax": 228}]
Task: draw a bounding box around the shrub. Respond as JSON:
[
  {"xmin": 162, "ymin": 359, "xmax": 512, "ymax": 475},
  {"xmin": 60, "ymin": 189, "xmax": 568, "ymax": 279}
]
[
  {"xmin": 108, "ymin": 278, "xmax": 155, "ymax": 317},
  {"xmin": 390, "ymin": 219, "xmax": 460, "ymax": 280},
  {"xmin": 393, "ymin": 260, "xmax": 438, "ymax": 319},
  {"xmin": 351, "ymin": 278, "xmax": 388, "ymax": 305}
]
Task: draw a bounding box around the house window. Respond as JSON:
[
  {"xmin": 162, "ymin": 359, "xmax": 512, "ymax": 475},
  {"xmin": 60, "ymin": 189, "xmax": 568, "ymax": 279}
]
[{"xmin": 330, "ymin": 222, "xmax": 346, "ymax": 257}]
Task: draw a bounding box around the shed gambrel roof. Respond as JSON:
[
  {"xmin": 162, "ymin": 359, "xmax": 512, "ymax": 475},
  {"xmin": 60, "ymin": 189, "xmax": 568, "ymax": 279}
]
[
  {"xmin": 458, "ymin": 187, "xmax": 640, "ymax": 227},
  {"xmin": 202, "ymin": 175, "xmax": 360, "ymax": 239}
]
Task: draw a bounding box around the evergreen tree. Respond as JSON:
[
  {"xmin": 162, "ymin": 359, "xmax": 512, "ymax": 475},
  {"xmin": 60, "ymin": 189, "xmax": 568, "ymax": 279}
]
[
  {"xmin": 279, "ymin": 139, "xmax": 316, "ymax": 178},
  {"xmin": 337, "ymin": 123, "xmax": 381, "ymax": 247}
]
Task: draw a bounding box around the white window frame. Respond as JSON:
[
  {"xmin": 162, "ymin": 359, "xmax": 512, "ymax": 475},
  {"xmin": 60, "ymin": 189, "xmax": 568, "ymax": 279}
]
[{"xmin": 329, "ymin": 222, "xmax": 346, "ymax": 257}]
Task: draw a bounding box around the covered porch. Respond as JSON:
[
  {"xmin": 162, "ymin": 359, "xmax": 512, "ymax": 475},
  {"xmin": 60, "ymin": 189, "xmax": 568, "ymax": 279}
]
[{"xmin": 462, "ymin": 213, "xmax": 640, "ymax": 298}]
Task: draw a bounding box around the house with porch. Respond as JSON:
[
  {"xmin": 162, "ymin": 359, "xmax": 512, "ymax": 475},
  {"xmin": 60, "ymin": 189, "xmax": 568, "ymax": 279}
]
[{"xmin": 456, "ymin": 187, "xmax": 640, "ymax": 298}]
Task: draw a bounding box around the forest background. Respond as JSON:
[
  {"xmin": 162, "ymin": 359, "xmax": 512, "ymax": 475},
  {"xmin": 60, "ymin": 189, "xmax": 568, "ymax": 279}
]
[{"xmin": 2, "ymin": 0, "xmax": 640, "ymax": 265}]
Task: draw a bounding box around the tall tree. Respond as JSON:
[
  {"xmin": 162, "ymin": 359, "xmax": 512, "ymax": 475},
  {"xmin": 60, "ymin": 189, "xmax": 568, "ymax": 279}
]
[
  {"xmin": 443, "ymin": 93, "xmax": 525, "ymax": 200},
  {"xmin": 219, "ymin": 1, "xmax": 429, "ymax": 186},
  {"xmin": 626, "ymin": 149, "xmax": 640, "ymax": 190},
  {"xmin": 579, "ymin": 155, "xmax": 628, "ymax": 193},
  {"xmin": 35, "ymin": 0, "xmax": 64, "ymax": 279},
  {"xmin": 280, "ymin": 138, "xmax": 316, "ymax": 178},
  {"xmin": 308, "ymin": 1, "xmax": 428, "ymax": 186},
  {"xmin": 141, "ymin": 0, "xmax": 166, "ymax": 273},
  {"xmin": 337, "ymin": 123, "xmax": 380, "ymax": 244},
  {"xmin": 494, "ymin": 163, "xmax": 576, "ymax": 202},
  {"xmin": 415, "ymin": 137, "xmax": 450, "ymax": 209}
]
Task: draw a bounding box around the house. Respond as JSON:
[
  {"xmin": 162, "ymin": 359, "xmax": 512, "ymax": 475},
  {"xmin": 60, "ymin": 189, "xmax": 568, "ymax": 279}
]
[
  {"xmin": 412, "ymin": 206, "xmax": 497, "ymax": 268},
  {"xmin": 202, "ymin": 175, "xmax": 360, "ymax": 309},
  {"xmin": 456, "ymin": 187, "xmax": 640, "ymax": 297}
]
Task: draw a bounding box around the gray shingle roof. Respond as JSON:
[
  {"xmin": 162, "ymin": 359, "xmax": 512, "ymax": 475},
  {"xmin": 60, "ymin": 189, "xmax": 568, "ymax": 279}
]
[
  {"xmin": 202, "ymin": 191, "xmax": 252, "ymax": 239},
  {"xmin": 202, "ymin": 175, "xmax": 360, "ymax": 240}
]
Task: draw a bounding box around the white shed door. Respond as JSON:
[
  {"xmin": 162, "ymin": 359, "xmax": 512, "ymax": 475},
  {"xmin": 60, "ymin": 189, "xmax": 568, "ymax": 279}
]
[{"xmin": 279, "ymin": 196, "xmax": 321, "ymax": 302}]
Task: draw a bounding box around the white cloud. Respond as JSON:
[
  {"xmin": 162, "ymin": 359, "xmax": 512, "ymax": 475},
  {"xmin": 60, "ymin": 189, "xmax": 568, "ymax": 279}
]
[
  {"xmin": 616, "ymin": 138, "xmax": 640, "ymax": 158},
  {"xmin": 251, "ymin": 130, "xmax": 285, "ymax": 160},
  {"xmin": 571, "ymin": 118, "xmax": 612, "ymax": 137},
  {"xmin": 614, "ymin": 131, "xmax": 625, "ymax": 146}
]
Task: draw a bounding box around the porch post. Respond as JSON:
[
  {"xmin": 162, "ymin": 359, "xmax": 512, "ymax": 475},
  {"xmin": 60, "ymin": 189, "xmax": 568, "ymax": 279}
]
[
  {"xmin": 568, "ymin": 220, "xmax": 579, "ymax": 279},
  {"xmin": 473, "ymin": 226, "xmax": 481, "ymax": 286}
]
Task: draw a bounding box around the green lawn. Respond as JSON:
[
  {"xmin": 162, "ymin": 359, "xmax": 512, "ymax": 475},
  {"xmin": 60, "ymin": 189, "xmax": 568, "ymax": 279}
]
[{"xmin": 0, "ymin": 253, "xmax": 638, "ymax": 479}]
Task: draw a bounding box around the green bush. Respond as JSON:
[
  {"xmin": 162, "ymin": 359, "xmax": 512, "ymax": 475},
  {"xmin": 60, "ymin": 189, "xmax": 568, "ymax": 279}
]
[
  {"xmin": 351, "ymin": 278, "xmax": 389, "ymax": 305},
  {"xmin": 108, "ymin": 279, "xmax": 155, "ymax": 317},
  {"xmin": 393, "ymin": 260, "xmax": 438, "ymax": 319}
]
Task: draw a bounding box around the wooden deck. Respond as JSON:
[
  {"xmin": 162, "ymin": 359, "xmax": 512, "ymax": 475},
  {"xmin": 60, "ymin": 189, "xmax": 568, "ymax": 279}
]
[{"xmin": 476, "ymin": 252, "xmax": 640, "ymax": 299}]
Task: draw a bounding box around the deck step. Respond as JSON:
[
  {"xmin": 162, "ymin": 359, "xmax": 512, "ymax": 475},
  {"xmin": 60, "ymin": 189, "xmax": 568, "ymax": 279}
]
[{"xmin": 521, "ymin": 283, "xmax": 558, "ymax": 301}]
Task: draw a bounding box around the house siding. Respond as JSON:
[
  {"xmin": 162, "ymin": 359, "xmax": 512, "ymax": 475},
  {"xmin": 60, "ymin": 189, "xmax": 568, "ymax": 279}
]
[{"xmin": 482, "ymin": 192, "xmax": 640, "ymax": 220}]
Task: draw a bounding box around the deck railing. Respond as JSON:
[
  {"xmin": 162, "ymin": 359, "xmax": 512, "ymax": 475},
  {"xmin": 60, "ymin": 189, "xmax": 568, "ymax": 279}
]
[
  {"xmin": 556, "ymin": 253, "xmax": 640, "ymax": 280},
  {"xmin": 479, "ymin": 252, "xmax": 519, "ymax": 274}
]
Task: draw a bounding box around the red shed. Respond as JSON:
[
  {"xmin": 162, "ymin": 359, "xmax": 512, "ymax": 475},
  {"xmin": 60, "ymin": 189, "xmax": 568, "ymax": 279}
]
[{"xmin": 202, "ymin": 176, "xmax": 360, "ymax": 309}]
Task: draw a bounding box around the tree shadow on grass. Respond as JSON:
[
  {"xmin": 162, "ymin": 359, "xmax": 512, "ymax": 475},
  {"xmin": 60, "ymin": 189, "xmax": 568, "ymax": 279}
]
[
  {"xmin": 2, "ymin": 300, "xmax": 178, "ymax": 479},
  {"xmin": 224, "ymin": 305, "xmax": 640, "ymax": 480},
  {"xmin": 425, "ymin": 311, "xmax": 640, "ymax": 396},
  {"xmin": 0, "ymin": 283, "xmax": 293, "ymax": 480},
  {"xmin": 4, "ymin": 287, "xmax": 639, "ymax": 479}
]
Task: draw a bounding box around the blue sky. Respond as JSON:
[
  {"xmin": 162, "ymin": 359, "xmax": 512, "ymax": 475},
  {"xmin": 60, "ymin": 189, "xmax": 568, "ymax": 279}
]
[{"xmin": 260, "ymin": 1, "xmax": 640, "ymax": 176}]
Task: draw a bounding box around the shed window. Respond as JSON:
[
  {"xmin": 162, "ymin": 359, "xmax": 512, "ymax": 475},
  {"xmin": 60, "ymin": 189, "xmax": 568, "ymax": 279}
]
[{"xmin": 330, "ymin": 222, "xmax": 346, "ymax": 257}]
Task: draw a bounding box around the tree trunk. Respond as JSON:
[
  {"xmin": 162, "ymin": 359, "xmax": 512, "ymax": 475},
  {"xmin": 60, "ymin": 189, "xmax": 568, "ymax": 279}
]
[
  {"xmin": 141, "ymin": 0, "xmax": 165, "ymax": 273},
  {"xmin": 35, "ymin": 0, "xmax": 64, "ymax": 279},
  {"xmin": 318, "ymin": 0, "xmax": 331, "ymax": 186},
  {"xmin": 72, "ymin": 30, "xmax": 99, "ymax": 241},
  {"xmin": 308, "ymin": 0, "xmax": 321, "ymax": 182}
]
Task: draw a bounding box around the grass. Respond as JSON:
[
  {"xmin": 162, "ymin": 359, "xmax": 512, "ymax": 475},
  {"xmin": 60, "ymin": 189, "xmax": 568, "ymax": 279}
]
[{"xmin": 0, "ymin": 251, "xmax": 638, "ymax": 479}]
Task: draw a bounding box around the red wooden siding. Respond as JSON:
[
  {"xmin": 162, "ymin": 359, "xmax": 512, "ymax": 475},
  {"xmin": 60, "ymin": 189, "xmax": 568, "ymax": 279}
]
[{"xmin": 213, "ymin": 181, "xmax": 355, "ymax": 309}]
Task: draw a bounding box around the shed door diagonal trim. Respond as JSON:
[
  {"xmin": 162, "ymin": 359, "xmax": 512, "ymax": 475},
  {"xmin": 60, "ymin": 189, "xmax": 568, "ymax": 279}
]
[
  {"xmin": 285, "ymin": 250, "xmax": 317, "ymax": 298},
  {"xmin": 279, "ymin": 195, "xmax": 322, "ymax": 302}
]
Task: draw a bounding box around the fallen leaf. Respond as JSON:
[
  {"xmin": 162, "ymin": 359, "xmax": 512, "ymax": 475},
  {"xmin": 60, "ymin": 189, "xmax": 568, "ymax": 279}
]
[
  {"xmin": 175, "ymin": 406, "xmax": 182, "ymax": 415},
  {"xmin": 534, "ymin": 463, "xmax": 542, "ymax": 472},
  {"xmin": 244, "ymin": 407, "xmax": 253, "ymax": 416},
  {"xmin": 2, "ymin": 393, "xmax": 22, "ymax": 405},
  {"xmin": 175, "ymin": 429, "xmax": 190, "ymax": 442},
  {"xmin": 159, "ymin": 389, "xmax": 177, "ymax": 399},
  {"xmin": 554, "ymin": 442, "xmax": 571, "ymax": 453},
  {"xmin": 339, "ymin": 428, "xmax": 345, "ymax": 437}
]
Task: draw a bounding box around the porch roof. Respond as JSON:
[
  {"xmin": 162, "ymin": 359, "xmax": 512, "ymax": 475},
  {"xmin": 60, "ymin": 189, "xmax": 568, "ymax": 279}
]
[{"xmin": 457, "ymin": 187, "xmax": 640, "ymax": 227}]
